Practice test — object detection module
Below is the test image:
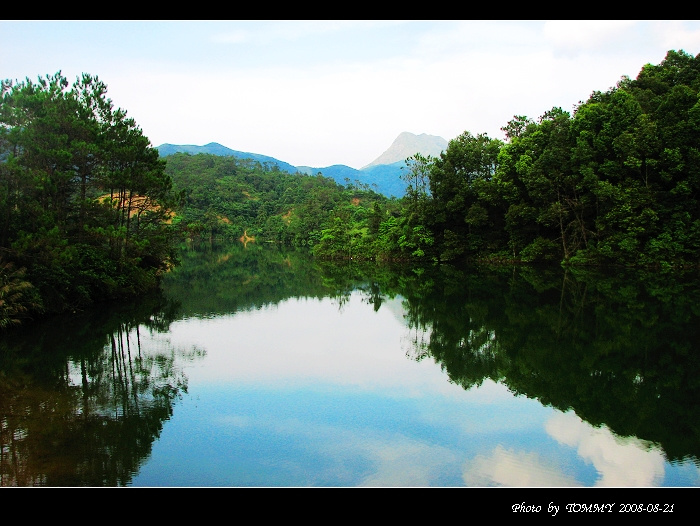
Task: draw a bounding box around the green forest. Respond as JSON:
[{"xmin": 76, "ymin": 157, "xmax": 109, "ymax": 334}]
[
  {"xmin": 0, "ymin": 73, "xmax": 179, "ymax": 326},
  {"xmin": 2, "ymin": 50, "xmax": 700, "ymax": 328}
]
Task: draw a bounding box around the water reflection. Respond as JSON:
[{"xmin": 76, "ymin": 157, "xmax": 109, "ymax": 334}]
[
  {"xmin": 1, "ymin": 242, "xmax": 699, "ymax": 486},
  {"xmin": 395, "ymin": 263, "xmax": 700, "ymax": 464},
  {"xmin": 462, "ymin": 409, "xmax": 671, "ymax": 487},
  {"xmin": 0, "ymin": 293, "xmax": 202, "ymax": 486}
]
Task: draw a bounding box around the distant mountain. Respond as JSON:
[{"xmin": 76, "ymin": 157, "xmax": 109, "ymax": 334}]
[
  {"xmin": 359, "ymin": 162, "xmax": 409, "ymax": 197},
  {"xmin": 156, "ymin": 132, "xmax": 448, "ymax": 198},
  {"xmin": 157, "ymin": 143, "xmax": 299, "ymax": 174},
  {"xmin": 362, "ymin": 132, "xmax": 448, "ymax": 169},
  {"xmin": 295, "ymin": 164, "xmax": 357, "ymax": 179},
  {"xmin": 297, "ymin": 162, "xmax": 409, "ymax": 197}
]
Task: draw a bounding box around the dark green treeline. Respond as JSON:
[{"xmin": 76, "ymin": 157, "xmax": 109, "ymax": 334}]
[
  {"xmin": 400, "ymin": 49, "xmax": 700, "ymax": 268},
  {"xmin": 2, "ymin": 49, "xmax": 699, "ymax": 328},
  {"xmin": 0, "ymin": 72, "xmax": 180, "ymax": 323},
  {"xmin": 167, "ymin": 50, "xmax": 700, "ymax": 270},
  {"xmin": 392, "ymin": 262, "xmax": 700, "ymax": 462}
]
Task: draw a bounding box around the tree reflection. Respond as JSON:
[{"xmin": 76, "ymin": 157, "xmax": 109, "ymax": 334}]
[
  {"xmin": 390, "ymin": 263, "xmax": 700, "ymax": 464},
  {"xmin": 0, "ymin": 292, "xmax": 203, "ymax": 486},
  {"xmin": 4, "ymin": 244, "xmax": 698, "ymax": 485},
  {"xmin": 170, "ymin": 244, "xmax": 700, "ymax": 465}
]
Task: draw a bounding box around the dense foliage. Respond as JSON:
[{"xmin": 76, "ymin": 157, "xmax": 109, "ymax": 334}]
[
  {"xmin": 167, "ymin": 50, "xmax": 700, "ymax": 269},
  {"xmin": 0, "ymin": 72, "xmax": 179, "ymax": 322},
  {"xmin": 3, "ymin": 50, "xmax": 699, "ymax": 328},
  {"xmin": 411, "ymin": 50, "xmax": 700, "ymax": 268},
  {"xmin": 164, "ymin": 152, "xmax": 423, "ymax": 261}
]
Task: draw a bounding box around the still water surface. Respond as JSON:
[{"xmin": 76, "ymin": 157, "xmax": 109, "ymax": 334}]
[{"xmin": 1, "ymin": 243, "xmax": 699, "ymax": 487}]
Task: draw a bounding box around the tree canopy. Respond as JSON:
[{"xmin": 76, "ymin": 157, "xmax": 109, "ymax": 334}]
[
  {"xmin": 3, "ymin": 50, "xmax": 699, "ymax": 328},
  {"xmin": 402, "ymin": 49, "xmax": 700, "ymax": 268},
  {"xmin": 0, "ymin": 72, "xmax": 179, "ymax": 321}
]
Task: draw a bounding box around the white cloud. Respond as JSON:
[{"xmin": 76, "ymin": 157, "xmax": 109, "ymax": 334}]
[
  {"xmin": 356, "ymin": 438, "xmax": 459, "ymax": 487},
  {"xmin": 651, "ymin": 20, "xmax": 700, "ymax": 51},
  {"xmin": 546, "ymin": 411, "xmax": 666, "ymax": 487},
  {"xmin": 462, "ymin": 444, "xmax": 580, "ymax": 487},
  {"xmin": 210, "ymin": 31, "xmax": 248, "ymax": 44},
  {"xmin": 165, "ymin": 292, "xmax": 449, "ymax": 392},
  {"xmin": 460, "ymin": 408, "xmax": 673, "ymax": 487},
  {"xmin": 209, "ymin": 20, "xmax": 406, "ymax": 47},
  {"xmin": 543, "ymin": 20, "xmax": 638, "ymax": 52}
]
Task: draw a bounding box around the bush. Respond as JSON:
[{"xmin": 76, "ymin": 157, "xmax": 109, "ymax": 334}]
[
  {"xmin": 520, "ymin": 237, "xmax": 560, "ymax": 263},
  {"xmin": 0, "ymin": 259, "xmax": 43, "ymax": 329}
]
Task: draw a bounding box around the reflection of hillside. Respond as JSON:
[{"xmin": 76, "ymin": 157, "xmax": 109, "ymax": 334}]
[
  {"xmin": 386, "ymin": 264, "xmax": 700, "ymax": 464},
  {"xmin": 161, "ymin": 245, "xmax": 700, "ymax": 463},
  {"xmin": 0, "ymin": 293, "xmax": 199, "ymax": 486},
  {"xmin": 6, "ymin": 245, "xmax": 697, "ymax": 485},
  {"xmin": 161, "ymin": 242, "xmax": 401, "ymax": 318}
]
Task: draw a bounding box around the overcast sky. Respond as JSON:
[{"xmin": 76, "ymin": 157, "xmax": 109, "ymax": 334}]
[{"xmin": 3, "ymin": 20, "xmax": 700, "ymax": 169}]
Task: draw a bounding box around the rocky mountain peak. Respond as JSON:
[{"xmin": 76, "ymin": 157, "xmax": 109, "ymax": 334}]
[{"xmin": 362, "ymin": 132, "xmax": 447, "ymax": 169}]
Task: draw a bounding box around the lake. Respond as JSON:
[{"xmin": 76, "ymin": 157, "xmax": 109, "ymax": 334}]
[{"xmin": 1, "ymin": 242, "xmax": 699, "ymax": 488}]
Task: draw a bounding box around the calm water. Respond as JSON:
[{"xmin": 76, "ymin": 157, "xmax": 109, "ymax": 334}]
[{"xmin": 1, "ymin": 242, "xmax": 699, "ymax": 487}]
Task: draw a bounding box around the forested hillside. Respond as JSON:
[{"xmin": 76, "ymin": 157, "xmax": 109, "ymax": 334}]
[
  {"xmin": 2, "ymin": 49, "xmax": 699, "ymax": 329},
  {"xmin": 408, "ymin": 49, "xmax": 700, "ymax": 268},
  {"xmin": 0, "ymin": 72, "xmax": 180, "ymax": 325},
  {"xmin": 164, "ymin": 152, "xmax": 396, "ymax": 253},
  {"xmin": 168, "ymin": 50, "xmax": 700, "ymax": 269}
]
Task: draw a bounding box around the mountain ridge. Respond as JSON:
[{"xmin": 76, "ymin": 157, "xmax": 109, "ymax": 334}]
[
  {"xmin": 156, "ymin": 132, "xmax": 448, "ymax": 198},
  {"xmin": 362, "ymin": 132, "xmax": 448, "ymax": 169}
]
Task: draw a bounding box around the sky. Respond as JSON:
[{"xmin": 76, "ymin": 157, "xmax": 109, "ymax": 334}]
[{"xmin": 2, "ymin": 20, "xmax": 700, "ymax": 170}]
